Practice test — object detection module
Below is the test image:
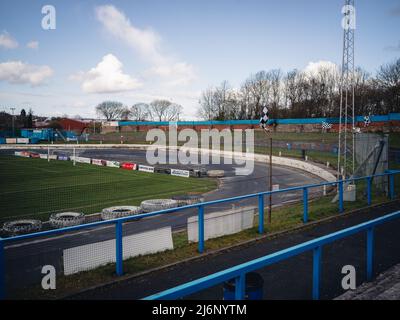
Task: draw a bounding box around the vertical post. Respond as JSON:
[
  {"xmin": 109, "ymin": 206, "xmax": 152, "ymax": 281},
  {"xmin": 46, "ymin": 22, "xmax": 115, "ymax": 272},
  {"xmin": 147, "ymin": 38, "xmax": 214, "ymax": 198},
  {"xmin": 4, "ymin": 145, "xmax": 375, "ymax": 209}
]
[
  {"xmin": 367, "ymin": 227, "xmax": 374, "ymax": 281},
  {"xmin": 269, "ymin": 137, "xmax": 272, "ymax": 224},
  {"xmin": 367, "ymin": 177, "xmax": 372, "ymax": 206},
  {"xmin": 198, "ymin": 205, "xmax": 204, "ymax": 253},
  {"xmin": 73, "ymin": 147, "xmax": 76, "ymax": 166},
  {"xmin": 0, "ymin": 240, "xmax": 4, "ymax": 300},
  {"xmin": 11, "ymin": 107, "xmax": 15, "ymax": 137},
  {"xmin": 235, "ymin": 273, "xmax": 246, "ymax": 300},
  {"xmin": 338, "ymin": 181, "xmax": 344, "ymax": 213},
  {"xmin": 115, "ymin": 221, "xmax": 123, "ymax": 276},
  {"xmin": 47, "ymin": 145, "xmax": 50, "ymax": 162},
  {"xmin": 312, "ymin": 246, "xmax": 322, "ymax": 300},
  {"xmin": 389, "ymin": 173, "xmax": 395, "ymax": 200},
  {"xmin": 303, "ymin": 187, "xmax": 309, "ymax": 223},
  {"xmin": 258, "ymin": 194, "xmax": 264, "ymax": 234}
]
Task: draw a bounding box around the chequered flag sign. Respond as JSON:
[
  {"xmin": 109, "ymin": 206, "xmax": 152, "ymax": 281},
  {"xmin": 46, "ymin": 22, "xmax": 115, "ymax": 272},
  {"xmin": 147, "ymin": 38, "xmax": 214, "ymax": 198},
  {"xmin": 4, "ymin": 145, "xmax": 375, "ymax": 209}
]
[
  {"xmin": 364, "ymin": 115, "xmax": 371, "ymax": 127},
  {"xmin": 322, "ymin": 121, "xmax": 332, "ymax": 130},
  {"xmin": 260, "ymin": 107, "xmax": 269, "ymax": 129}
]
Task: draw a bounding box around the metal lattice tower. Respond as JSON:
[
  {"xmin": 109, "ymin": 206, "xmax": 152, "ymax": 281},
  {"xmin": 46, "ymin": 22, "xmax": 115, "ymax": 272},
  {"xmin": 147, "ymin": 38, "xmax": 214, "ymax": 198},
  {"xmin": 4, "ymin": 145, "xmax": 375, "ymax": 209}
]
[{"xmin": 337, "ymin": 0, "xmax": 356, "ymax": 180}]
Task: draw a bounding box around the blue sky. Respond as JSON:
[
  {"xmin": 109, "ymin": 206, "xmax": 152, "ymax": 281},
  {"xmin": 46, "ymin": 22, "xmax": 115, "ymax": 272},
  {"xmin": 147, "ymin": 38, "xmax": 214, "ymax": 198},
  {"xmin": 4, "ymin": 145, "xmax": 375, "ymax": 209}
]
[{"xmin": 0, "ymin": 0, "xmax": 399, "ymax": 119}]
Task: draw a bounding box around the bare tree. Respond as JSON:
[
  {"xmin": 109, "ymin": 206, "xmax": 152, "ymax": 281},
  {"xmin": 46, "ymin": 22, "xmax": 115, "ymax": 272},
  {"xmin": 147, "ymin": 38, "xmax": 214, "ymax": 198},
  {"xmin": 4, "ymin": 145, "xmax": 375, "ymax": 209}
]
[
  {"xmin": 268, "ymin": 69, "xmax": 283, "ymax": 118},
  {"xmin": 147, "ymin": 100, "xmax": 183, "ymax": 121},
  {"xmin": 131, "ymin": 103, "xmax": 149, "ymax": 121},
  {"xmin": 375, "ymin": 58, "xmax": 400, "ymax": 113},
  {"xmin": 353, "ymin": 67, "xmax": 372, "ymax": 116},
  {"xmin": 242, "ymin": 71, "xmax": 270, "ymax": 118},
  {"xmin": 238, "ymin": 81, "xmax": 253, "ymax": 119},
  {"xmin": 197, "ymin": 82, "xmax": 239, "ymax": 120},
  {"xmin": 213, "ymin": 81, "xmax": 232, "ymax": 120},
  {"xmin": 96, "ymin": 101, "xmax": 125, "ymax": 121},
  {"xmin": 284, "ymin": 69, "xmax": 302, "ymax": 109},
  {"xmin": 120, "ymin": 108, "xmax": 132, "ymax": 120},
  {"xmin": 167, "ymin": 103, "xmax": 183, "ymax": 121},
  {"xmin": 198, "ymin": 88, "xmax": 216, "ymax": 120},
  {"xmin": 196, "ymin": 57, "xmax": 399, "ymax": 120}
]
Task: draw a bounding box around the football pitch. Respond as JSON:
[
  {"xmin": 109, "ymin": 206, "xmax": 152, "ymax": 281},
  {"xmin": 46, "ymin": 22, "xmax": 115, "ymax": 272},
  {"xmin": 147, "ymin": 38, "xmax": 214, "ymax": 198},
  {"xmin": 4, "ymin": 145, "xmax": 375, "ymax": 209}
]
[{"xmin": 0, "ymin": 155, "xmax": 217, "ymax": 222}]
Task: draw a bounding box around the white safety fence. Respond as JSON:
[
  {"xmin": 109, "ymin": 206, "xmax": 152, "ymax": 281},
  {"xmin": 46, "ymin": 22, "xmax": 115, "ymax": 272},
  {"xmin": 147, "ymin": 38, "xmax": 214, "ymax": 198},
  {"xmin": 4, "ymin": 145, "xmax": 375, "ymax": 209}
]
[
  {"xmin": 187, "ymin": 206, "xmax": 255, "ymax": 242},
  {"xmin": 63, "ymin": 226, "xmax": 174, "ymax": 275},
  {"xmin": 62, "ymin": 205, "xmax": 257, "ymax": 276}
]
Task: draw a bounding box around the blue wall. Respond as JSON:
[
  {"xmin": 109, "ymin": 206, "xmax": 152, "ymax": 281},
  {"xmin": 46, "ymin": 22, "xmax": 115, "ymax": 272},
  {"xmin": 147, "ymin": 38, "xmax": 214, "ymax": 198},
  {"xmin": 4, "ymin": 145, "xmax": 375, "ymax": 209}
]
[
  {"xmin": 118, "ymin": 113, "xmax": 400, "ymax": 127},
  {"xmin": 21, "ymin": 129, "xmax": 54, "ymax": 140}
]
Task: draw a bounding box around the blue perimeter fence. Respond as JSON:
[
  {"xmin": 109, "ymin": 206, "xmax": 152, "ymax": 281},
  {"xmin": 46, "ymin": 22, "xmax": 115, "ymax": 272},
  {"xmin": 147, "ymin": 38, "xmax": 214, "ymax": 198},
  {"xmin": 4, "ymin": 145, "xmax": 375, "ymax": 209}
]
[
  {"xmin": 144, "ymin": 209, "xmax": 400, "ymax": 300},
  {"xmin": 0, "ymin": 170, "xmax": 399, "ymax": 299}
]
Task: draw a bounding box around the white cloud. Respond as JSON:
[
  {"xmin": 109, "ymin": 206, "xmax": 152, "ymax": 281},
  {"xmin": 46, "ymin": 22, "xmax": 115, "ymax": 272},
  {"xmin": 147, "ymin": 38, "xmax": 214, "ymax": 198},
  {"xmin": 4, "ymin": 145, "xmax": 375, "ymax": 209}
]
[
  {"xmin": 96, "ymin": 5, "xmax": 164, "ymax": 65},
  {"xmin": 69, "ymin": 100, "xmax": 88, "ymax": 108},
  {"xmin": 0, "ymin": 31, "xmax": 18, "ymax": 49},
  {"xmin": 304, "ymin": 60, "xmax": 338, "ymax": 77},
  {"xmin": 26, "ymin": 41, "xmax": 39, "ymax": 49},
  {"xmin": 0, "ymin": 61, "xmax": 53, "ymax": 86},
  {"xmin": 146, "ymin": 62, "xmax": 196, "ymax": 86},
  {"xmin": 71, "ymin": 53, "xmax": 142, "ymax": 94},
  {"xmin": 95, "ymin": 5, "xmax": 196, "ymax": 86}
]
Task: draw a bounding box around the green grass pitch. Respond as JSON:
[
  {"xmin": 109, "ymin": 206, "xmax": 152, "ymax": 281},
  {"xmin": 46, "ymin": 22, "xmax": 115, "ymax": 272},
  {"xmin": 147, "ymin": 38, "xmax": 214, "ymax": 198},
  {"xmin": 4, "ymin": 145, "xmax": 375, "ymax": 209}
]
[{"xmin": 0, "ymin": 155, "xmax": 217, "ymax": 222}]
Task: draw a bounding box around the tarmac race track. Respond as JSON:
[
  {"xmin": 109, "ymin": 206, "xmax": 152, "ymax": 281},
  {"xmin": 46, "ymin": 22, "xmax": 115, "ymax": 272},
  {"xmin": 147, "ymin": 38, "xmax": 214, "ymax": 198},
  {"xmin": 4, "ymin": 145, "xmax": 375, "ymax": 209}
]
[{"xmin": 1, "ymin": 147, "xmax": 327, "ymax": 295}]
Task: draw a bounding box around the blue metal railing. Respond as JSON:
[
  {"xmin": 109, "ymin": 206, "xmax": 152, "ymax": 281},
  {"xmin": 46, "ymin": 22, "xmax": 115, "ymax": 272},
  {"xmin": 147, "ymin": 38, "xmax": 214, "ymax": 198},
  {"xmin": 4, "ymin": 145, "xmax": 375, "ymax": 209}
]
[
  {"xmin": 144, "ymin": 210, "xmax": 400, "ymax": 300},
  {"xmin": 0, "ymin": 170, "xmax": 399, "ymax": 299}
]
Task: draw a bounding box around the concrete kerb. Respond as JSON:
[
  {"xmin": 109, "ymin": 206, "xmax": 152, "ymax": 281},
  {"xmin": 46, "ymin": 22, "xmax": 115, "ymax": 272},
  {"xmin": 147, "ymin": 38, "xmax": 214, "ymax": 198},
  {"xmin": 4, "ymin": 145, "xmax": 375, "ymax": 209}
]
[
  {"xmin": 2, "ymin": 144, "xmax": 336, "ymax": 183},
  {"xmin": 61, "ymin": 199, "xmax": 400, "ymax": 300}
]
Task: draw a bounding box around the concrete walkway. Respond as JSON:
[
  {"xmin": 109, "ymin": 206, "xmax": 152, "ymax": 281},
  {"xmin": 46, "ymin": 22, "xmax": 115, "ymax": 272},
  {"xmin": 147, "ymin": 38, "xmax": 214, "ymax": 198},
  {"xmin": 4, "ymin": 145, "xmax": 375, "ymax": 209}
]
[{"xmin": 69, "ymin": 200, "xmax": 400, "ymax": 300}]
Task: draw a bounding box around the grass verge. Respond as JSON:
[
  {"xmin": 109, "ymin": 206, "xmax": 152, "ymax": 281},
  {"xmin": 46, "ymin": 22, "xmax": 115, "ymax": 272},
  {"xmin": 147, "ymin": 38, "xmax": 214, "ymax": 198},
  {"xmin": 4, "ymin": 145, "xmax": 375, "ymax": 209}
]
[{"xmin": 0, "ymin": 156, "xmax": 217, "ymax": 221}]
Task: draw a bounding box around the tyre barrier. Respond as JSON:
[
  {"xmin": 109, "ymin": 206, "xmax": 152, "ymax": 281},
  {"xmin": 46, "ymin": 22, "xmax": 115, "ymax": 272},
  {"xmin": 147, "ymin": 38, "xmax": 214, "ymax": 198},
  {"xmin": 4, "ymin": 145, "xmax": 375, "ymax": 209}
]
[
  {"xmin": 190, "ymin": 168, "xmax": 207, "ymax": 178},
  {"xmin": 49, "ymin": 212, "xmax": 85, "ymax": 229},
  {"xmin": 2, "ymin": 219, "xmax": 42, "ymax": 235},
  {"xmin": 29, "ymin": 152, "xmax": 40, "ymax": 158},
  {"xmin": 155, "ymin": 167, "xmax": 171, "ymax": 175},
  {"xmin": 172, "ymin": 195, "xmax": 205, "ymax": 206},
  {"xmin": 101, "ymin": 206, "xmax": 143, "ymax": 221},
  {"xmin": 140, "ymin": 199, "xmax": 179, "ymax": 213},
  {"xmin": 206, "ymin": 170, "xmax": 225, "ymax": 178}
]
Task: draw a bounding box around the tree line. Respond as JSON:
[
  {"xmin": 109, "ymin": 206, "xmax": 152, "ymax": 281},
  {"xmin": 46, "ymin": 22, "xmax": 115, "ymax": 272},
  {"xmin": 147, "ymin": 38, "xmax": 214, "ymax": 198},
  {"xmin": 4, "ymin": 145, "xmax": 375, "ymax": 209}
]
[
  {"xmin": 0, "ymin": 108, "xmax": 33, "ymax": 131},
  {"xmin": 96, "ymin": 100, "xmax": 183, "ymax": 122},
  {"xmin": 197, "ymin": 58, "xmax": 400, "ymax": 120},
  {"xmin": 95, "ymin": 58, "xmax": 399, "ymax": 122}
]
